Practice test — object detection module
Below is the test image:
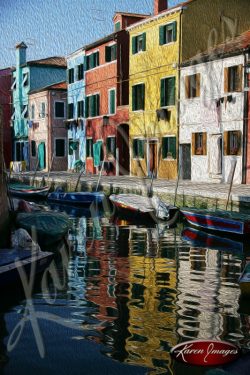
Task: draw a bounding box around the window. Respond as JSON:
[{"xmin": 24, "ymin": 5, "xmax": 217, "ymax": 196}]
[
  {"xmin": 22, "ymin": 105, "xmax": 28, "ymax": 119},
  {"xmin": 115, "ymin": 21, "xmax": 121, "ymax": 31},
  {"xmin": 185, "ymin": 74, "xmax": 201, "ymax": 99},
  {"xmin": 159, "ymin": 21, "xmax": 177, "ymax": 45},
  {"xmin": 77, "ymin": 64, "xmax": 84, "ymax": 80},
  {"xmin": 68, "ymin": 68, "xmax": 74, "ymax": 84},
  {"xmin": 31, "ymin": 140, "xmax": 36, "ymax": 157},
  {"xmin": 55, "ymin": 139, "xmax": 65, "ymax": 157},
  {"xmin": 22, "ymin": 72, "xmax": 29, "ymax": 87},
  {"xmin": 55, "ymin": 102, "xmax": 65, "ymax": 118},
  {"xmin": 68, "ymin": 140, "xmax": 79, "ymax": 155},
  {"xmin": 162, "ymin": 137, "xmax": 176, "ymax": 159},
  {"xmin": 133, "ymin": 139, "xmax": 145, "ymax": 158},
  {"xmin": 77, "ymin": 100, "xmax": 84, "ymax": 117},
  {"xmin": 105, "ymin": 45, "xmax": 117, "ymax": 62},
  {"xmin": 132, "ymin": 84, "xmax": 145, "ymax": 111},
  {"xmin": 85, "ymin": 94, "xmax": 100, "ymax": 117},
  {"xmin": 108, "ymin": 89, "xmax": 116, "ymax": 114},
  {"xmin": 86, "ymin": 138, "xmax": 93, "ymax": 157},
  {"xmin": 192, "ymin": 132, "xmax": 207, "ymax": 155},
  {"xmin": 40, "ymin": 102, "xmax": 46, "ymax": 118},
  {"xmin": 161, "ymin": 77, "xmax": 176, "ymax": 107},
  {"xmin": 224, "ymin": 65, "xmax": 243, "ymax": 93},
  {"xmin": 85, "ymin": 51, "xmax": 99, "ymax": 70},
  {"xmin": 68, "ymin": 103, "xmax": 74, "ymax": 119},
  {"xmin": 106, "ymin": 136, "xmax": 116, "ymax": 156},
  {"xmin": 31, "ymin": 104, "xmax": 35, "ymax": 120},
  {"xmin": 132, "ymin": 33, "xmax": 146, "ymax": 54},
  {"xmin": 224, "ymin": 131, "xmax": 241, "ymax": 155}
]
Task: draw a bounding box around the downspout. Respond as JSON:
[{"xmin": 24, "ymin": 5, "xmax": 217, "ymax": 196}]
[
  {"xmin": 242, "ymin": 50, "xmax": 249, "ymax": 184},
  {"xmin": 177, "ymin": 9, "xmax": 183, "ymax": 179},
  {"xmin": 48, "ymin": 91, "xmax": 51, "ymax": 173}
]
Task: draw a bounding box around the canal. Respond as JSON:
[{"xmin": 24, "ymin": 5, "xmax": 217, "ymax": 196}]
[{"xmin": 0, "ymin": 207, "xmax": 250, "ymax": 375}]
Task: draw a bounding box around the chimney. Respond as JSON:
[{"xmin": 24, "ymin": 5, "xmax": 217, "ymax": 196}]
[
  {"xmin": 154, "ymin": 0, "xmax": 168, "ymax": 15},
  {"xmin": 15, "ymin": 41, "xmax": 27, "ymax": 67}
]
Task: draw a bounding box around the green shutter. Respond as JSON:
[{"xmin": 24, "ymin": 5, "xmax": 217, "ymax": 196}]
[
  {"xmin": 110, "ymin": 90, "xmax": 115, "ymax": 114},
  {"xmin": 96, "ymin": 94, "xmax": 100, "ymax": 116},
  {"xmin": 132, "ymin": 86, "xmax": 136, "ymax": 111},
  {"xmin": 141, "ymin": 84, "xmax": 145, "ymax": 110},
  {"xmin": 173, "ymin": 21, "xmax": 177, "ymax": 42},
  {"xmin": 133, "ymin": 139, "xmax": 137, "ymax": 157},
  {"xmin": 90, "ymin": 54, "xmax": 94, "ymax": 69},
  {"xmin": 160, "ymin": 79, "xmax": 166, "ymax": 107},
  {"xmin": 113, "ymin": 45, "xmax": 117, "ymax": 60},
  {"xmin": 169, "ymin": 137, "xmax": 176, "ymax": 159},
  {"xmin": 115, "ymin": 21, "xmax": 121, "ymax": 31},
  {"xmin": 96, "ymin": 51, "xmax": 99, "ymax": 67},
  {"xmin": 142, "ymin": 33, "xmax": 146, "ymax": 51},
  {"xmin": 167, "ymin": 77, "xmax": 176, "ymax": 106},
  {"xmin": 105, "ymin": 46, "xmax": 111, "ymax": 62},
  {"xmin": 132, "ymin": 36, "xmax": 137, "ymax": 54},
  {"xmin": 138, "ymin": 140, "xmax": 144, "ymax": 158},
  {"xmin": 162, "ymin": 137, "xmax": 167, "ymax": 158},
  {"xmin": 159, "ymin": 25, "xmax": 165, "ymax": 45},
  {"xmin": 85, "ymin": 97, "xmax": 89, "ymax": 117}
]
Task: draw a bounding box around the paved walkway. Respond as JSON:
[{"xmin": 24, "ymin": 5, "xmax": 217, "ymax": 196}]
[{"xmin": 11, "ymin": 171, "xmax": 250, "ymax": 204}]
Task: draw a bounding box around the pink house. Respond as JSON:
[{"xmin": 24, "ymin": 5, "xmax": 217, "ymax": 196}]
[{"xmin": 28, "ymin": 82, "xmax": 68, "ymax": 171}]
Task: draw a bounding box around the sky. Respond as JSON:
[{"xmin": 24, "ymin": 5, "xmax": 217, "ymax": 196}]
[{"xmin": 0, "ymin": 0, "xmax": 183, "ymax": 69}]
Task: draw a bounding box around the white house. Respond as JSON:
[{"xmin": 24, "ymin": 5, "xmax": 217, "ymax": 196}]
[{"xmin": 179, "ymin": 32, "xmax": 249, "ymax": 184}]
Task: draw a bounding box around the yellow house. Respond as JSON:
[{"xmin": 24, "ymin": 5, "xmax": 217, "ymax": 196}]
[{"xmin": 128, "ymin": 5, "xmax": 181, "ymax": 179}]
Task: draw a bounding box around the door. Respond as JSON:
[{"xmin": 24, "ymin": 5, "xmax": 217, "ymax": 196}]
[
  {"xmin": 38, "ymin": 142, "xmax": 46, "ymax": 170},
  {"xmin": 148, "ymin": 140, "xmax": 158, "ymax": 177},
  {"xmin": 117, "ymin": 124, "xmax": 129, "ymax": 175},
  {"xmin": 209, "ymin": 134, "xmax": 222, "ymax": 176},
  {"xmin": 181, "ymin": 144, "xmax": 191, "ymax": 180}
]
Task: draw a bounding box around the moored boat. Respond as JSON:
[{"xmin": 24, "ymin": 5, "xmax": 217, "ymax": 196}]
[
  {"xmin": 9, "ymin": 183, "xmax": 49, "ymax": 199},
  {"xmin": 47, "ymin": 191, "xmax": 105, "ymax": 206},
  {"xmin": 0, "ymin": 248, "xmax": 53, "ymax": 288},
  {"xmin": 239, "ymin": 260, "xmax": 250, "ymax": 295},
  {"xmin": 109, "ymin": 194, "xmax": 179, "ymax": 224},
  {"xmin": 181, "ymin": 207, "xmax": 250, "ymax": 235},
  {"xmin": 15, "ymin": 211, "xmax": 70, "ymax": 246}
]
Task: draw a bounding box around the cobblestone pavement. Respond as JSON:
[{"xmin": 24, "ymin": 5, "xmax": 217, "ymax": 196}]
[{"xmin": 12, "ymin": 171, "xmax": 250, "ymax": 203}]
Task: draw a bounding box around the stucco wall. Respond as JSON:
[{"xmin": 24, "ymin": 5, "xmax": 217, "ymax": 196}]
[{"xmin": 180, "ymin": 54, "xmax": 245, "ymax": 183}]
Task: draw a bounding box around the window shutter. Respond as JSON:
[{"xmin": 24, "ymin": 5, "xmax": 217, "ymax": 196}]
[
  {"xmin": 160, "ymin": 79, "xmax": 165, "ymax": 107},
  {"xmin": 169, "ymin": 137, "xmax": 177, "ymax": 159},
  {"xmin": 192, "ymin": 133, "xmax": 196, "ymax": 155},
  {"xmin": 224, "ymin": 67, "xmax": 229, "ymax": 93},
  {"xmin": 138, "ymin": 140, "xmax": 144, "ymax": 158},
  {"xmin": 196, "ymin": 73, "xmax": 201, "ymax": 97},
  {"xmin": 132, "ymin": 86, "xmax": 136, "ymax": 111},
  {"xmin": 105, "ymin": 46, "xmax": 111, "ymax": 62},
  {"xmin": 202, "ymin": 132, "xmax": 207, "ymax": 155},
  {"xmin": 168, "ymin": 77, "xmax": 176, "ymax": 106},
  {"xmin": 132, "ymin": 36, "xmax": 137, "ymax": 54},
  {"xmin": 172, "ymin": 21, "xmax": 177, "ymax": 41},
  {"xmin": 96, "ymin": 94, "xmax": 100, "ymax": 116},
  {"xmin": 85, "ymin": 97, "xmax": 89, "ymax": 117},
  {"xmin": 133, "ymin": 139, "xmax": 137, "ymax": 157},
  {"xmin": 159, "ymin": 25, "xmax": 165, "ymax": 45},
  {"xmin": 110, "ymin": 90, "xmax": 115, "ymax": 114},
  {"xmin": 185, "ymin": 76, "xmax": 190, "ymax": 98},
  {"xmin": 113, "ymin": 45, "xmax": 117, "ymax": 60},
  {"xmin": 141, "ymin": 84, "xmax": 145, "ymax": 110},
  {"xmin": 142, "ymin": 33, "xmax": 146, "ymax": 51},
  {"xmin": 236, "ymin": 130, "xmax": 242, "ymax": 155},
  {"xmin": 96, "ymin": 51, "xmax": 99, "ymax": 66},
  {"xmin": 236, "ymin": 64, "xmax": 243, "ymax": 92},
  {"xmin": 223, "ymin": 131, "xmax": 229, "ymax": 155}
]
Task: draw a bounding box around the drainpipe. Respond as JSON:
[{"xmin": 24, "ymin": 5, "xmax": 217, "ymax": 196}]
[
  {"xmin": 242, "ymin": 51, "xmax": 249, "ymax": 184},
  {"xmin": 177, "ymin": 9, "xmax": 183, "ymax": 179}
]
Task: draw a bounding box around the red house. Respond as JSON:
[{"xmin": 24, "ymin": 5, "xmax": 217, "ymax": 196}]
[
  {"xmin": 85, "ymin": 12, "xmax": 148, "ymax": 176},
  {"xmin": 0, "ymin": 68, "xmax": 12, "ymax": 168}
]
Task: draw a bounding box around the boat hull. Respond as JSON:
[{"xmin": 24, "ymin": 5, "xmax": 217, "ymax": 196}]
[
  {"xmin": 9, "ymin": 184, "xmax": 49, "ymax": 199},
  {"xmin": 47, "ymin": 192, "xmax": 105, "ymax": 206},
  {"xmin": 181, "ymin": 208, "xmax": 250, "ymax": 235}
]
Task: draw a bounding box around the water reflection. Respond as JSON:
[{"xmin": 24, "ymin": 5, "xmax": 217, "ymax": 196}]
[{"xmin": 1, "ymin": 211, "xmax": 248, "ymax": 375}]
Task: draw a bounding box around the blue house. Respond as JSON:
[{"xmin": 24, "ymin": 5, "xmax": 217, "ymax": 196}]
[
  {"xmin": 66, "ymin": 47, "xmax": 85, "ymax": 171},
  {"xmin": 12, "ymin": 42, "xmax": 66, "ymax": 168}
]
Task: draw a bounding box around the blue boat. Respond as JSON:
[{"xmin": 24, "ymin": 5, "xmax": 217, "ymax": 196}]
[
  {"xmin": 0, "ymin": 248, "xmax": 53, "ymax": 288},
  {"xmin": 47, "ymin": 191, "xmax": 106, "ymax": 206}
]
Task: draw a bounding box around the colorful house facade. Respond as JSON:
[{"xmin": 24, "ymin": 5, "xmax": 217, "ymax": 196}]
[
  {"xmin": 0, "ymin": 68, "xmax": 12, "ymax": 168},
  {"xmin": 247, "ymin": 57, "xmax": 250, "ymax": 184},
  {"xmin": 85, "ymin": 13, "xmax": 148, "ymax": 176},
  {"xmin": 66, "ymin": 47, "xmax": 85, "ymax": 171},
  {"xmin": 128, "ymin": 0, "xmax": 250, "ymax": 180},
  {"xmin": 28, "ymin": 82, "xmax": 67, "ymax": 171},
  {"xmin": 179, "ymin": 31, "xmax": 250, "ymax": 184},
  {"xmin": 11, "ymin": 42, "xmax": 66, "ymax": 168}
]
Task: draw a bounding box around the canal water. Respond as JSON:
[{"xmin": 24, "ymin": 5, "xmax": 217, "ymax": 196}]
[{"xmin": 1, "ymin": 207, "xmax": 250, "ymax": 375}]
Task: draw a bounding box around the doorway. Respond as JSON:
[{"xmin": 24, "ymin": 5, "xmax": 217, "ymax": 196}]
[
  {"xmin": 180, "ymin": 144, "xmax": 191, "ymax": 180},
  {"xmin": 38, "ymin": 142, "xmax": 46, "ymax": 170},
  {"xmin": 209, "ymin": 134, "xmax": 222, "ymax": 176},
  {"xmin": 148, "ymin": 140, "xmax": 158, "ymax": 178},
  {"xmin": 117, "ymin": 124, "xmax": 129, "ymax": 175}
]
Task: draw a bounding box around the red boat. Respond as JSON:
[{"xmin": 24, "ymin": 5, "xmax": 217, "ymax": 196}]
[{"xmin": 181, "ymin": 207, "xmax": 250, "ymax": 235}]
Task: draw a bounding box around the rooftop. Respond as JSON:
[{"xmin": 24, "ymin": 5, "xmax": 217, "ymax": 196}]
[
  {"xmin": 22, "ymin": 56, "xmax": 67, "ymax": 68},
  {"xmin": 29, "ymin": 81, "xmax": 67, "ymax": 94}
]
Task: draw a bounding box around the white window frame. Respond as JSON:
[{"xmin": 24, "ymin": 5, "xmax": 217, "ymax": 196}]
[{"xmin": 54, "ymin": 100, "xmax": 65, "ymax": 119}]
